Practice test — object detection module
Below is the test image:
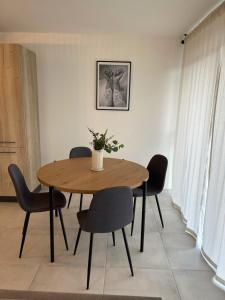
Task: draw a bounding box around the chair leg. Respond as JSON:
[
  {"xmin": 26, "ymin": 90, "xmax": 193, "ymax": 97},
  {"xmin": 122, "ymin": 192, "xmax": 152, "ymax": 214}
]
[
  {"xmin": 73, "ymin": 227, "xmax": 82, "ymax": 255},
  {"xmin": 19, "ymin": 212, "xmax": 30, "ymax": 258},
  {"xmin": 67, "ymin": 193, "xmax": 73, "ymax": 209},
  {"xmin": 55, "ymin": 209, "xmax": 58, "ymax": 217},
  {"xmin": 79, "ymin": 194, "xmax": 83, "ymax": 211},
  {"xmin": 122, "ymin": 227, "xmax": 134, "ymax": 276},
  {"xmin": 131, "ymin": 197, "xmax": 136, "ymax": 236},
  {"xmin": 112, "ymin": 231, "xmax": 115, "ymax": 246},
  {"xmin": 58, "ymin": 209, "xmax": 68, "ymax": 250},
  {"xmin": 87, "ymin": 233, "xmax": 94, "ymax": 290},
  {"xmin": 155, "ymin": 194, "xmax": 164, "ymax": 228}
]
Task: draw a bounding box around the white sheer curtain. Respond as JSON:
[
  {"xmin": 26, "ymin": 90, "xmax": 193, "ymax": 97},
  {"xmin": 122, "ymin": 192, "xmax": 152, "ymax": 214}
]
[
  {"xmin": 202, "ymin": 44, "xmax": 225, "ymax": 287},
  {"xmin": 172, "ymin": 3, "xmax": 225, "ymax": 288},
  {"xmin": 172, "ymin": 8, "xmax": 223, "ymax": 234}
]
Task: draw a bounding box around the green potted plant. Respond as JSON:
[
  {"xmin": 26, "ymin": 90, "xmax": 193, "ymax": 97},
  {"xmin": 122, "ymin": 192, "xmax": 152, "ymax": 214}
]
[{"xmin": 88, "ymin": 128, "xmax": 124, "ymax": 171}]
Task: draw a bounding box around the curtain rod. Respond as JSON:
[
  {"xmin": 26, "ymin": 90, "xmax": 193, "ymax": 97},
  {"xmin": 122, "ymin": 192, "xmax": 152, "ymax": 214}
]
[
  {"xmin": 181, "ymin": 0, "xmax": 224, "ymax": 44},
  {"xmin": 187, "ymin": 0, "xmax": 225, "ymax": 34}
]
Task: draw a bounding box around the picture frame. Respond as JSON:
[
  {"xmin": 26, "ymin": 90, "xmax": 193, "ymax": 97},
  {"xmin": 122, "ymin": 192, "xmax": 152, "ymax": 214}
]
[{"xmin": 96, "ymin": 61, "xmax": 131, "ymax": 111}]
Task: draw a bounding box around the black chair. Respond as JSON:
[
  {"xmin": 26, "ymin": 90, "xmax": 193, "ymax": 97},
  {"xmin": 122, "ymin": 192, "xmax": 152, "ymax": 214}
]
[
  {"xmin": 67, "ymin": 147, "xmax": 92, "ymax": 210},
  {"xmin": 73, "ymin": 186, "xmax": 134, "ymax": 289},
  {"xmin": 8, "ymin": 164, "xmax": 68, "ymax": 258},
  {"xmin": 131, "ymin": 154, "xmax": 168, "ymax": 236}
]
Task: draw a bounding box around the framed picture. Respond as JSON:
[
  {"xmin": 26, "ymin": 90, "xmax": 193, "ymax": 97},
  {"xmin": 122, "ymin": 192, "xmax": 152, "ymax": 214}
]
[{"xmin": 96, "ymin": 61, "xmax": 131, "ymax": 111}]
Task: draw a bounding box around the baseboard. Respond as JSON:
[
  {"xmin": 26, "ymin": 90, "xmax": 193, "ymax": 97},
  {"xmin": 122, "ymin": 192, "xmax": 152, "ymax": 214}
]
[
  {"xmin": 0, "ymin": 289, "xmax": 161, "ymax": 300},
  {"xmin": 0, "ymin": 184, "xmax": 42, "ymax": 202}
]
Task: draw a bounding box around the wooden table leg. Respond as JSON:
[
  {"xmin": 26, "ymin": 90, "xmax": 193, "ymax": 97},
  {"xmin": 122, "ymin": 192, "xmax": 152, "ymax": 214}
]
[
  {"xmin": 49, "ymin": 186, "xmax": 54, "ymax": 262},
  {"xmin": 140, "ymin": 181, "xmax": 147, "ymax": 252}
]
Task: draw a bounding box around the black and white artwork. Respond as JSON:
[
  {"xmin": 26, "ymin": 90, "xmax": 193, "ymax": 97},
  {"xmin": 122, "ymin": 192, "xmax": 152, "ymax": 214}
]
[{"xmin": 96, "ymin": 61, "xmax": 131, "ymax": 110}]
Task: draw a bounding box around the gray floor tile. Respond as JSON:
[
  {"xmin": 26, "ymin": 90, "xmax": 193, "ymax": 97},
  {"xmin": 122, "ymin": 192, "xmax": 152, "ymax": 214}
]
[
  {"xmin": 104, "ymin": 268, "xmax": 181, "ymax": 300},
  {"xmin": 155, "ymin": 209, "xmax": 186, "ymax": 233},
  {"xmin": 28, "ymin": 209, "xmax": 79, "ymax": 231},
  {"xmin": 0, "ymin": 263, "xmax": 39, "ymax": 290},
  {"xmin": 173, "ymin": 270, "xmax": 225, "ymax": 300},
  {"xmin": 129, "ymin": 197, "xmax": 153, "ymax": 210},
  {"xmin": 0, "ymin": 194, "xmax": 223, "ymax": 298},
  {"xmin": 57, "ymin": 231, "xmax": 107, "ymax": 267},
  {"xmin": 0, "ymin": 203, "xmax": 24, "ymax": 230},
  {"xmin": 150, "ymin": 192, "xmax": 174, "ymax": 211},
  {"xmin": 106, "ymin": 231, "xmax": 169, "ymax": 269},
  {"xmin": 161, "ymin": 233, "xmax": 195, "ymax": 249},
  {"xmin": 131, "ymin": 208, "xmax": 160, "ymax": 234},
  {"xmin": 166, "ymin": 248, "xmax": 210, "ymax": 271},
  {"xmin": 29, "ymin": 263, "xmax": 104, "ymax": 293},
  {"xmin": 162, "ymin": 233, "xmax": 210, "ymax": 271},
  {"xmin": 0, "ymin": 228, "xmax": 71, "ymax": 264}
]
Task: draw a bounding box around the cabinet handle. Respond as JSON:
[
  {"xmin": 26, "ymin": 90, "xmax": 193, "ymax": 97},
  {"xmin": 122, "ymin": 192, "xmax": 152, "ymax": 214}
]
[
  {"xmin": 0, "ymin": 141, "xmax": 16, "ymax": 144},
  {"xmin": 0, "ymin": 151, "xmax": 16, "ymax": 154}
]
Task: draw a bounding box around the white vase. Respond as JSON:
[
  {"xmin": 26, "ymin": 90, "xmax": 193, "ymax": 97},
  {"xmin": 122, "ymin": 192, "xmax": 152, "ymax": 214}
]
[{"xmin": 91, "ymin": 149, "xmax": 104, "ymax": 171}]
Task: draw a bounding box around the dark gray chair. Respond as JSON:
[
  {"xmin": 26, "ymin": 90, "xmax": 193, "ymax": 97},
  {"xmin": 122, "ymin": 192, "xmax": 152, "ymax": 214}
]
[
  {"xmin": 131, "ymin": 154, "xmax": 168, "ymax": 235},
  {"xmin": 73, "ymin": 186, "xmax": 134, "ymax": 289},
  {"xmin": 8, "ymin": 164, "xmax": 68, "ymax": 258},
  {"xmin": 67, "ymin": 147, "xmax": 92, "ymax": 210}
]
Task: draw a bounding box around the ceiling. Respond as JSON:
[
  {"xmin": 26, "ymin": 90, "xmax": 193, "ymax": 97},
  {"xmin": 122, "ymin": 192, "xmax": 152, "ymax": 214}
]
[{"xmin": 0, "ymin": 0, "xmax": 221, "ymax": 37}]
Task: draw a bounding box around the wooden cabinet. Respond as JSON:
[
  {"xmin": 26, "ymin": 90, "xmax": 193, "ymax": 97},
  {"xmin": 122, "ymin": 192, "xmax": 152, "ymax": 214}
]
[
  {"xmin": 0, "ymin": 44, "xmax": 41, "ymax": 196},
  {"xmin": 0, "ymin": 147, "xmax": 25, "ymax": 195}
]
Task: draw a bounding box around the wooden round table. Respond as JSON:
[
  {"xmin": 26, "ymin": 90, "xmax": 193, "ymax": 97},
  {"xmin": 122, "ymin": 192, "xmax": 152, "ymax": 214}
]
[{"xmin": 37, "ymin": 157, "xmax": 149, "ymax": 262}]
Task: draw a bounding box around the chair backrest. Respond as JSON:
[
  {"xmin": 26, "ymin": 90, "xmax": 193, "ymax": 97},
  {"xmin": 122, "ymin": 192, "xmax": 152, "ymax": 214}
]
[
  {"xmin": 147, "ymin": 154, "xmax": 168, "ymax": 193},
  {"xmin": 69, "ymin": 147, "xmax": 92, "ymax": 158},
  {"xmin": 85, "ymin": 186, "xmax": 133, "ymax": 233},
  {"xmin": 8, "ymin": 164, "xmax": 31, "ymax": 212}
]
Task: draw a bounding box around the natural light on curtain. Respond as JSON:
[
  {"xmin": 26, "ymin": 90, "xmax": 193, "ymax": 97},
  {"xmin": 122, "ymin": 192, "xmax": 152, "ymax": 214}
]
[
  {"xmin": 172, "ymin": 3, "xmax": 225, "ymax": 289},
  {"xmin": 202, "ymin": 43, "xmax": 225, "ymax": 288}
]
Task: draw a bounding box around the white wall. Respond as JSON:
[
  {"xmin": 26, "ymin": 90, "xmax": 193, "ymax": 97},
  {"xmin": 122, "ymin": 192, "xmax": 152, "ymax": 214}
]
[{"xmin": 0, "ymin": 33, "xmax": 182, "ymax": 188}]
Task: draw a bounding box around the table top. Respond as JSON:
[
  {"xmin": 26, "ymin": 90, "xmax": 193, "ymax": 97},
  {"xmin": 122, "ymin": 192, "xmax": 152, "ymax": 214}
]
[{"xmin": 37, "ymin": 157, "xmax": 149, "ymax": 194}]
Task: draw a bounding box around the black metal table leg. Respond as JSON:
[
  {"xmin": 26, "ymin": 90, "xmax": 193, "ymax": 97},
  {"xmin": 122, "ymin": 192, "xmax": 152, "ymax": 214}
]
[
  {"xmin": 140, "ymin": 181, "xmax": 147, "ymax": 252},
  {"xmin": 67, "ymin": 193, "xmax": 72, "ymax": 208},
  {"xmin": 131, "ymin": 197, "xmax": 136, "ymax": 236},
  {"xmin": 79, "ymin": 194, "xmax": 83, "ymax": 211},
  {"xmin": 49, "ymin": 186, "xmax": 54, "ymax": 262}
]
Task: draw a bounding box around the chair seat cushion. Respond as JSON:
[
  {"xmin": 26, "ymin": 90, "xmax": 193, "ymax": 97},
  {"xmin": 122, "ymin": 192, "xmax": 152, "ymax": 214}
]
[
  {"xmin": 26, "ymin": 190, "xmax": 66, "ymax": 212},
  {"xmin": 133, "ymin": 184, "xmax": 161, "ymax": 197}
]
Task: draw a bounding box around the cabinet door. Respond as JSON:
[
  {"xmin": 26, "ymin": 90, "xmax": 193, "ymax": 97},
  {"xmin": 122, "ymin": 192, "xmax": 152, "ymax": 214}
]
[
  {"xmin": 3, "ymin": 44, "xmax": 21, "ymax": 75},
  {"xmin": 0, "ymin": 45, "xmax": 24, "ymax": 147},
  {"xmin": 0, "ymin": 45, "xmax": 3, "ymax": 68},
  {"xmin": 0, "ymin": 147, "xmax": 25, "ymax": 196}
]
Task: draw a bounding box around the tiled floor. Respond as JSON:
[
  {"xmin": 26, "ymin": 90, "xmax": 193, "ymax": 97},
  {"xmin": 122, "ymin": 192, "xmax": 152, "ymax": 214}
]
[{"xmin": 0, "ymin": 192, "xmax": 224, "ymax": 299}]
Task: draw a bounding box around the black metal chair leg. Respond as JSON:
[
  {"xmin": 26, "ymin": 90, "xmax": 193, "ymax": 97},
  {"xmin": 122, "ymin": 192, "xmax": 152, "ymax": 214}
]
[
  {"xmin": 49, "ymin": 186, "xmax": 55, "ymax": 263},
  {"xmin": 155, "ymin": 194, "xmax": 164, "ymax": 228},
  {"xmin": 67, "ymin": 193, "xmax": 73, "ymax": 209},
  {"xmin": 131, "ymin": 197, "xmax": 136, "ymax": 236},
  {"xmin": 87, "ymin": 233, "xmax": 94, "ymax": 289},
  {"xmin": 79, "ymin": 194, "xmax": 83, "ymax": 211},
  {"xmin": 74, "ymin": 227, "xmax": 82, "ymax": 255},
  {"xmin": 55, "ymin": 209, "xmax": 58, "ymax": 217},
  {"xmin": 122, "ymin": 227, "xmax": 134, "ymax": 276},
  {"xmin": 19, "ymin": 212, "xmax": 30, "ymax": 258},
  {"xmin": 58, "ymin": 209, "xmax": 68, "ymax": 250},
  {"xmin": 112, "ymin": 231, "xmax": 115, "ymax": 246}
]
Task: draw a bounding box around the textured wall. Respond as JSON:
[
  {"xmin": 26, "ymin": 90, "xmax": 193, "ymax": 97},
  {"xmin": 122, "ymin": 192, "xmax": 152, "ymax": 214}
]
[{"xmin": 0, "ymin": 33, "xmax": 182, "ymax": 188}]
